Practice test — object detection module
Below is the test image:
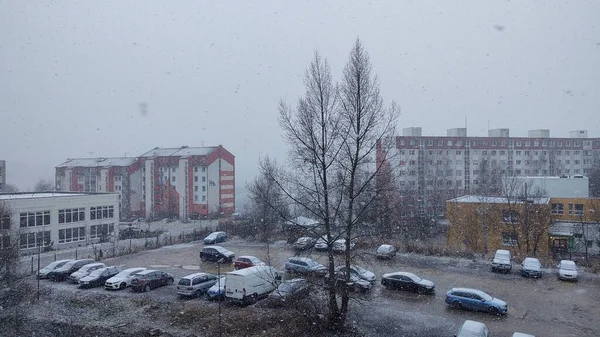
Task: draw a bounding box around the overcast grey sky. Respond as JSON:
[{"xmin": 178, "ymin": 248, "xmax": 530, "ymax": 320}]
[{"xmin": 1, "ymin": 1, "xmax": 599, "ymax": 206}]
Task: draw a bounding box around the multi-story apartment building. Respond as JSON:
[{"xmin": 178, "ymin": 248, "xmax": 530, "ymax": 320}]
[
  {"xmin": 379, "ymin": 127, "xmax": 600, "ymax": 215},
  {"xmin": 56, "ymin": 145, "xmax": 235, "ymax": 220}
]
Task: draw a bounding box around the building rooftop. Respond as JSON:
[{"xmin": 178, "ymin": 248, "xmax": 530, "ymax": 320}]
[
  {"xmin": 140, "ymin": 146, "xmax": 219, "ymax": 158},
  {"xmin": 448, "ymin": 195, "xmax": 550, "ymax": 204},
  {"xmin": 0, "ymin": 192, "xmax": 89, "ymax": 200},
  {"xmin": 57, "ymin": 157, "xmax": 137, "ymax": 168}
]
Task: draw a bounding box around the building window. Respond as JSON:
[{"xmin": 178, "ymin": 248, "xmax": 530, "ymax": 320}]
[
  {"xmin": 19, "ymin": 231, "xmax": 51, "ymax": 249},
  {"xmin": 194, "ymin": 186, "xmax": 198, "ymax": 191},
  {"xmin": 1, "ymin": 215, "xmax": 10, "ymax": 230},
  {"xmin": 194, "ymin": 195, "xmax": 198, "ymax": 201},
  {"xmin": 19, "ymin": 211, "xmax": 50, "ymax": 228},
  {"xmin": 502, "ymin": 232, "xmax": 519, "ymax": 246},
  {"xmin": 409, "ymin": 150, "xmax": 416, "ymax": 155},
  {"xmin": 202, "ymin": 176, "xmax": 206, "ymax": 182},
  {"xmin": 172, "ymin": 176, "xmax": 176, "ymax": 182},
  {"xmin": 194, "ymin": 167, "xmax": 198, "ymax": 172},
  {"xmin": 90, "ymin": 206, "xmax": 115, "ymax": 220},
  {"xmin": 202, "ymin": 196, "xmax": 206, "ymax": 201},
  {"xmin": 58, "ymin": 208, "xmax": 85, "ymax": 224},
  {"xmin": 58, "ymin": 227, "xmax": 86, "ymax": 244},
  {"xmin": 551, "ymin": 203, "xmax": 564, "ymax": 215},
  {"xmin": 202, "ymin": 186, "xmax": 206, "ymax": 192},
  {"xmin": 503, "ymin": 210, "xmax": 520, "ymax": 223},
  {"xmin": 89, "ymin": 223, "xmax": 115, "ymax": 239},
  {"xmin": 202, "ymin": 167, "xmax": 206, "ymax": 172},
  {"xmin": 568, "ymin": 203, "xmax": 584, "ymax": 216},
  {"xmin": 194, "ymin": 176, "xmax": 198, "ymax": 182}
]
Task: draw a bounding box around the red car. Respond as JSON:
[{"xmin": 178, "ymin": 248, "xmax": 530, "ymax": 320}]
[{"xmin": 233, "ymin": 256, "xmax": 266, "ymax": 270}]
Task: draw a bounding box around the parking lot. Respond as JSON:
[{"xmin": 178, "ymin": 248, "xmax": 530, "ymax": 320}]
[{"xmin": 30, "ymin": 238, "xmax": 600, "ymax": 337}]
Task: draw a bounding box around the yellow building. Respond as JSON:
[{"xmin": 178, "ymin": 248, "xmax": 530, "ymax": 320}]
[
  {"xmin": 446, "ymin": 196, "xmax": 551, "ymax": 259},
  {"xmin": 447, "ymin": 196, "xmax": 600, "ymax": 259}
]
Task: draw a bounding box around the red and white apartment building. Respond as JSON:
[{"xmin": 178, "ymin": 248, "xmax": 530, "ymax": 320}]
[{"xmin": 56, "ymin": 146, "xmax": 235, "ymax": 220}]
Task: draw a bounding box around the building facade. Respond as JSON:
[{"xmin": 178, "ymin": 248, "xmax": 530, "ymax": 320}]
[
  {"xmin": 56, "ymin": 145, "xmax": 235, "ymax": 220},
  {"xmin": 0, "ymin": 160, "xmax": 5, "ymax": 191},
  {"xmin": 0, "ymin": 192, "xmax": 119, "ymax": 252},
  {"xmin": 446, "ymin": 195, "xmax": 600, "ymax": 258},
  {"xmin": 379, "ymin": 127, "xmax": 600, "ymax": 214}
]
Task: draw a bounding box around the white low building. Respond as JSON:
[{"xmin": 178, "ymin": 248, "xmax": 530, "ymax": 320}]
[{"xmin": 0, "ymin": 192, "xmax": 119, "ymax": 252}]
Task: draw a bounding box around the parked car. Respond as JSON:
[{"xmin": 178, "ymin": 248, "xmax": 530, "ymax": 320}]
[
  {"xmin": 314, "ymin": 235, "xmax": 328, "ymax": 251},
  {"xmin": 206, "ymin": 276, "xmax": 227, "ymax": 301},
  {"xmin": 225, "ymin": 265, "xmax": 281, "ymax": 304},
  {"xmin": 265, "ymin": 278, "xmax": 309, "ymax": 306},
  {"xmin": 381, "ymin": 271, "xmax": 435, "ymax": 294},
  {"xmin": 68, "ymin": 262, "xmax": 106, "ymax": 283},
  {"xmin": 491, "ymin": 249, "xmax": 512, "ymax": 273},
  {"xmin": 284, "ymin": 257, "xmax": 327, "ymax": 277},
  {"xmin": 557, "ymin": 260, "xmax": 578, "ymax": 281},
  {"xmin": 105, "ymin": 267, "xmax": 147, "ymax": 290},
  {"xmin": 375, "ymin": 244, "xmax": 396, "ymax": 259},
  {"xmin": 512, "ymin": 333, "xmax": 535, "ymax": 337},
  {"xmin": 521, "ymin": 257, "xmax": 542, "ymax": 278},
  {"xmin": 332, "ymin": 239, "xmax": 355, "ymax": 253},
  {"xmin": 131, "ymin": 270, "xmax": 174, "ymax": 292},
  {"xmin": 326, "ymin": 272, "xmax": 372, "ymax": 293},
  {"xmin": 293, "ymin": 237, "xmax": 316, "ymax": 250},
  {"xmin": 233, "ymin": 256, "xmax": 266, "ymax": 270},
  {"xmin": 336, "ymin": 265, "xmax": 376, "ymax": 283},
  {"xmin": 79, "ymin": 266, "xmax": 122, "ymax": 288},
  {"xmin": 37, "ymin": 259, "xmax": 73, "ymax": 279},
  {"xmin": 176, "ymin": 272, "xmax": 218, "ymax": 298},
  {"xmin": 47, "ymin": 259, "xmax": 95, "ymax": 281},
  {"xmin": 200, "ymin": 245, "xmax": 235, "ymax": 263},
  {"xmin": 203, "ymin": 231, "xmax": 227, "ymax": 244},
  {"xmin": 445, "ymin": 288, "xmax": 508, "ymax": 315},
  {"xmin": 455, "ymin": 320, "xmax": 489, "ymax": 337}
]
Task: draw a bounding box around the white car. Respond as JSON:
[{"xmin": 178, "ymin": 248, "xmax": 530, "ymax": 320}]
[
  {"xmin": 332, "ymin": 239, "xmax": 355, "ymax": 253},
  {"xmin": 314, "ymin": 236, "xmax": 328, "ymax": 251},
  {"xmin": 375, "ymin": 244, "xmax": 396, "ymax": 259},
  {"xmin": 105, "ymin": 267, "xmax": 147, "ymax": 290},
  {"xmin": 68, "ymin": 262, "xmax": 106, "ymax": 283},
  {"xmin": 557, "ymin": 260, "xmax": 578, "ymax": 281},
  {"xmin": 336, "ymin": 265, "xmax": 376, "ymax": 283}
]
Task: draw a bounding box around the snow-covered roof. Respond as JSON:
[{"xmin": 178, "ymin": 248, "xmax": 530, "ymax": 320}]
[
  {"xmin": 140, "ymin": 146, "xmax": 218, "ymax": 158},
  {"xmin": 57, "ymin": 157, "xmax": 136, "ymax": 168},
  {"xmin": 448, "ymin": 195, "xmax": 550, "ymax": 205},
  {"xmin": 286, "ymin": 216, "xmax": 320, "ymax": 228},
  {"xmin": 0, "ymin": 192, "xmax": 88, "ymax": 200}
]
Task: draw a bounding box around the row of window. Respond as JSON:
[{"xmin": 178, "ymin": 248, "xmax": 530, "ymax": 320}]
[
  {"xmin": 90, "ymin": 223, "xmax": 115, "ymax": 239},
  {"xmin": 551, "ymin": 203, "xmax": 584, "ymax": 216},
  {"xmin": 58, "ymin": 226, "xmax": 86, "ymax": 243},
  {"xmin": 90, "ymin": 206, "xmax": 115, "ymax": 220},
  {"xmin": 19, "ymin": 211, "xmax": 51, "ymax": 228},
  {"xmin": 19, "ymin": 231, "xmax": 51, "ymax": 249},
  {"xmin": 58, "ymin": 208, "xmax": 85, "ymax": 224},
  {"xmin": 399, "ymin": 138, "xmax": 593, "ymax": 148}
]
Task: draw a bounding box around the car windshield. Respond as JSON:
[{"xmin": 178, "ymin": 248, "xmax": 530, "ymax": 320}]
[
  {"xmin": 88, "ymin": 269, "xmax": 105, "ymax": 277},
  {"xmin": 178, "ymin": 278, "xmax": 191, "ymax": 286},
  {"xmin": 115, "ymin": 269, "xmax": 140, "ymax": 278},
  {"xmin": 352, "ymin": 265, "xmax": 367, "ymax": 275},
  {"xmin": 478, "ymin": 292, "xmax": 493, "ymax": 301},
  {"xmin": 42, "ymin": 260, "xmax": 65, "ymax": 270},
  {"xmin": 562, "ymin": 264, "xmax": 577, "ymax": 271},
  {"xmin": 524, "ymin": 260, "xmax": 540, "ymax": 268},
  {"xmin": 278, "ymin": 280, "xmax": 304, "ymax": 293}
]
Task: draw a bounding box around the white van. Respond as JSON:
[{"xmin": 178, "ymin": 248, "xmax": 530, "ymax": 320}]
[{"xmin": 224, "ymin": 265, "xmax": 281, "ymax": 304}]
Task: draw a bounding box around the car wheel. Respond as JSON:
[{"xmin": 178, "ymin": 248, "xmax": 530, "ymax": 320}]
[
  {"xmin": 451, "ymin": 301, "xmax": 462, "ymax": 310},
  {"xmin": 143, "ymin": 284, "xmax": 151, "ymax": 292},
  {"xmin": 417, "ymin": 287, "xmax": 425, "ymax": 295},
  {"xmin": 488, "ymin": 306, "xmax": 500, "ymax": 315},
  {"xmin": 119, "ymin": 283, "xmax": 126, "ymax": 290},
  {"xmin": 167, "ymin": 278, "xmax": 174, "ymax": 285},
  {"xmin": 201, "ymin": 255, "xmax": 207, "ymax": 262}
]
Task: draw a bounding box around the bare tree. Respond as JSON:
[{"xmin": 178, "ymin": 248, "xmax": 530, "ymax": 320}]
[
  {"xmin": 276, "ymin": 50, "xmax": 347, "ymax": 329},
  {"xmin": 336, "ymin": 38, "xmax": 399, "ymax": 328},
  {"xmin": 247, "ymin": 156, "xmax": 290, "ymax": 264},
  {"xmin": 34, "ymin": 179, "xmax": 54, "ymax": 192},
  {"xmin": 1, "ymin": 184, "xmax": 19, "ymax": 193}
]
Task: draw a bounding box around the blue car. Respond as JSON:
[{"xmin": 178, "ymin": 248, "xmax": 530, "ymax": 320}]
[
  {"xmin": 206, "ymin": 276, "xmax": 226, "ymax": 300},
  {"xmin": 445, "ymin": 288, "xmax": 508, "ymax": 315}
]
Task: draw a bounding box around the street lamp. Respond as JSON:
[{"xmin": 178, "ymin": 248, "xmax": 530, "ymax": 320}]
[{"xmin": 217, "ymin": 257, "xmax": 225, "ymax": 337}]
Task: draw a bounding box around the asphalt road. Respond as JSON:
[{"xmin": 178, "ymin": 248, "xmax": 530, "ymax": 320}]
[{"xmin": 32, "ymin": 238, "xmax": 600, "ymax": 337}]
